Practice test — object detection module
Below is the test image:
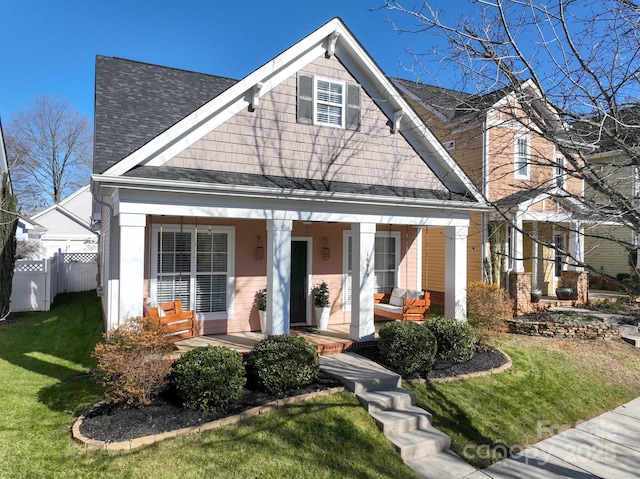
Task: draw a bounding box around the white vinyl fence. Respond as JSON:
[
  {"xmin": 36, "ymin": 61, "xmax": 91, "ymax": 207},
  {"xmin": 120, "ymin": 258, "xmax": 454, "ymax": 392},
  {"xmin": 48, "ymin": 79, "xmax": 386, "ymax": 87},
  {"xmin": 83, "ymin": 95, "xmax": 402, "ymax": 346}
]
[{"xmin": 11, "ymin": 250, "xmax": 98, "ymax": 312}]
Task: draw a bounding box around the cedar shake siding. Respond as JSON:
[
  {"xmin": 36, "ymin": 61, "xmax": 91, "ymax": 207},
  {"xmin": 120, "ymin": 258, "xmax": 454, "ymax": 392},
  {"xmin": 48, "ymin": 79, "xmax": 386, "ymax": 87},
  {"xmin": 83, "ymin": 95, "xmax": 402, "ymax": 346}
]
[{"xmin": 167, "ymin": 55, "xmax": 447, "ymax": 192}]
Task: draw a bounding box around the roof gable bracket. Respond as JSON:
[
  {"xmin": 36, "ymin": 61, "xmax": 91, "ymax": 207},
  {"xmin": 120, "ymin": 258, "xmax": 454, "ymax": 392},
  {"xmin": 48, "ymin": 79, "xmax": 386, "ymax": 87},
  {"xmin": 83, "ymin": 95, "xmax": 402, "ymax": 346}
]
[
  {"xmin": 325, "ymin": 31, "xmax": 340, "ymax": 58},
  {"xmin": 249, "ymin": 82, "xmax": 264, "ymax": 111},
  {"xmin": 392, "ymin": 110, "xmax": 404, "ymax": 133}
]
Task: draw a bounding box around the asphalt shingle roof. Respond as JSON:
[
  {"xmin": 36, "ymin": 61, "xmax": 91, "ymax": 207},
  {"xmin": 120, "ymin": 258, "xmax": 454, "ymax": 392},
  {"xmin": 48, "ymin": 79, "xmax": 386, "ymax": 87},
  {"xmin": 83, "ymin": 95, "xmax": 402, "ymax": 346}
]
[
  {"xmin": 93, "ymin": 56, "xmax": 238, "ymax": 174},
  {"xmin": 124, "ymin": 166, "xmax": 475, "ymax": 203}
]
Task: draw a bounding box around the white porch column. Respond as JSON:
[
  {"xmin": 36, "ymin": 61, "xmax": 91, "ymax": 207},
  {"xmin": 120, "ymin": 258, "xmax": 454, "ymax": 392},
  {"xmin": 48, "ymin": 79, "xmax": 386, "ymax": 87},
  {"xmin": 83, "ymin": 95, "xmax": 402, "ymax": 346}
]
[
  {"xmin": 512, "ymin": 215, "xmax": 524, "ymax": 273},
  {"xmin": 568, "ymin": 221, "xmax": 584, "ymax": 271},
  {"xmin": 351, "ymin": 222, "xmax": 376, "ymax": 341},
  {"xmin": 445, "ymin": 225, "xmax": 468, "ymax": 321},
  {"xmin": 266, "ymin": 218, "xmax": 292, "ymax": 335},
  {"xmin": 118, "ymin": 213, "xmax": 146, "ymax": 322}
]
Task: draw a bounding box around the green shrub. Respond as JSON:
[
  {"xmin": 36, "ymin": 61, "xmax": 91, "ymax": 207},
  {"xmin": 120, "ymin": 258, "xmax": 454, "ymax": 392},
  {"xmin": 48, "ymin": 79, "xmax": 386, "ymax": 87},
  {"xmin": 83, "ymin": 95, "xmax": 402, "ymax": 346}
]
[
  {"xmin": 377, "ymin": 321, "xmax": 437, "ymax": 376},
  {"xmin": 92, "ymin": 316, "xmax": 174, "ymax": 406},
  {"xmin": 246, "ymin": 335, "xmax": 319, "ymax": 394},
  {"xmin": 425, "ymin": 316, "xmax": 476, "ymax": 363},
  {"xmin": 172, "ymin": 346, "xmax": 246, "ymax": 413}
]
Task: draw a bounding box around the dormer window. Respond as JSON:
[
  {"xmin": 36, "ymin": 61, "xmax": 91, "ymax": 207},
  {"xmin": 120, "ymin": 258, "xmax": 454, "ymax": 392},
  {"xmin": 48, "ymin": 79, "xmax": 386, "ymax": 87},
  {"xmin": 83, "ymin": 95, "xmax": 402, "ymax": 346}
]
[
  {"xmin": 297, "ymin": 72, "xmax": 360, "ymax": 130},
  {"xmin": 514, "ymin": 135, "xmax": 530, "ymax": 179}
]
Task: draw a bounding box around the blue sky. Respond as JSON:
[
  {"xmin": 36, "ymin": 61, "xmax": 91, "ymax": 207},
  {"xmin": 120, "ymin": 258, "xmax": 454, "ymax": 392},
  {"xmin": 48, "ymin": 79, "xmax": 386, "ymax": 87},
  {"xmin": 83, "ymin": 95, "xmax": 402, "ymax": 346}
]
[{"xmin": 0, "ymin": 0, "xmax": 474, "ymax": 123}]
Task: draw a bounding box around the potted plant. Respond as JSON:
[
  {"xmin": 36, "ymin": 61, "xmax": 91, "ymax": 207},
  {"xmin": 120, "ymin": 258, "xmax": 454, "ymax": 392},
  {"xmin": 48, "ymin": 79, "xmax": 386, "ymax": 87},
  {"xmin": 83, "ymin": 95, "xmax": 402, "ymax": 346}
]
[
  {"xmin": 530, "ymin": 286, "xmax": 543, "ymax": 303},
  {"xmin": 314, "ymin": 281, "xmax": 330, "ymax": 330},
  {"xmin": 555, "ymin": 286, "xmax": 573, "ymax": 300},
  {"xmin": 256, "ymin": 289, "xmax": 267, "ymax": 334}
]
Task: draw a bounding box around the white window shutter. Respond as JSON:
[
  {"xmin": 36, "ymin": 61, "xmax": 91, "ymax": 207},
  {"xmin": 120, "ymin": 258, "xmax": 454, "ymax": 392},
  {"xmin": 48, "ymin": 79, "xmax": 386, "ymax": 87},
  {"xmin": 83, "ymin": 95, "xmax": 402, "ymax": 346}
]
[
  {"xmin": 297, "ymin": 72, "xmax": 314, "ymax": 124},
  {"xmin": 345, "ymin": 83, "xmax": 361, "ymax": 131}
]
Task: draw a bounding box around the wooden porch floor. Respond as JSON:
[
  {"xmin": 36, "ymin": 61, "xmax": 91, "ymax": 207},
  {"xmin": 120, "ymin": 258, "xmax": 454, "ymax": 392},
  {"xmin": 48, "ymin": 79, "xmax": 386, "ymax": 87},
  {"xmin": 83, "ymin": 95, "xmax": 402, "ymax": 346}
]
[{"xmin": 174, "ymin": 323, "xmax": 386, "ymax": 357}]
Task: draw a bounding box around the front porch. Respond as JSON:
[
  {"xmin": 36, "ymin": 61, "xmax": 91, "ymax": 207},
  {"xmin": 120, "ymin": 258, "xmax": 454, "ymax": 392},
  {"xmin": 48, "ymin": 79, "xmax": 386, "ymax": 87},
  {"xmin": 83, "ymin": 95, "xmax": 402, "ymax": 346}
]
[{"xmin": 174, "ymin": 322, "xmax": 387, "ymax": 358}]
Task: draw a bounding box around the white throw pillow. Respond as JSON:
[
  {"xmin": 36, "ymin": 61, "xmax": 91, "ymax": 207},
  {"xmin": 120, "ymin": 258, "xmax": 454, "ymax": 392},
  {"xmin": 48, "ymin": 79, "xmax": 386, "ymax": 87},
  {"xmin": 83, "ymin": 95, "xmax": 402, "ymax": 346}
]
[{"xmin": 389, "ymin": 288, "xmax": 407, "ymax": 306}]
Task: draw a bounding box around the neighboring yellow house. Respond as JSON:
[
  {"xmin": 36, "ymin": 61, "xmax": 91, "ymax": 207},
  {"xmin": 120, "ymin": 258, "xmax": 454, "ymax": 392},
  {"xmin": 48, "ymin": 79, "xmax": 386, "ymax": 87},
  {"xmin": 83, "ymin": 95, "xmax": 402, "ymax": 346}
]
[
  {"xmin": 583, "ymin": 148, "xmax": 638, "ymax": 282},
  {"xmin": 394, "ymin": 79, "xmax": 587, "ymax": 307}
]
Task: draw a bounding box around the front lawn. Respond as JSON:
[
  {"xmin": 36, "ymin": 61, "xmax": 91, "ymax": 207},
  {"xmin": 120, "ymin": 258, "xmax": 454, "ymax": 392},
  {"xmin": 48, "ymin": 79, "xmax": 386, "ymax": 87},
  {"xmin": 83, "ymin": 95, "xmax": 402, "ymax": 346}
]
[
  {"xmin": 0, "ymin": 291, "xmax": 416, "ymax": 479},
  {"xmin": 406, "ymin": 334, "xmax": 640, "ymax": 468}
]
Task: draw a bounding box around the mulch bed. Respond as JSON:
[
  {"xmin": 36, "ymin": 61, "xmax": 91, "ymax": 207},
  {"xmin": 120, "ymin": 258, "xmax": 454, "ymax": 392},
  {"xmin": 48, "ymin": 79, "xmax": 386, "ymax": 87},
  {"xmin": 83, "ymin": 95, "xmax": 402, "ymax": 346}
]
[
  {"xmin": 80, "ymin": 345, "xmax": 508, "ymax": 443},
  {"xmin": 80, "ymin": 376, "xmax": 340, "ymax": 443},
  {"xmin": 355, "ymin": 344, "xmax": 509, "ymax": 381}
]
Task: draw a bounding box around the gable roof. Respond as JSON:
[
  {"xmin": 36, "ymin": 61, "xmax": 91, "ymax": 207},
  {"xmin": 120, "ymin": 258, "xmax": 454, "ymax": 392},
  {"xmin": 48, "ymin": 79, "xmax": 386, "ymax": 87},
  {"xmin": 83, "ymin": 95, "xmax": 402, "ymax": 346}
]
[
  {"xmin": 94, "ymin": 57, "xmax": 237, "ymax": 174},
  {"xmin": 94, "ymin": 17, "xmax": 484, "ymax": 203},
  {"xmin": 32, "ymin": 185, "xmax": 94, "ymax": 232}
]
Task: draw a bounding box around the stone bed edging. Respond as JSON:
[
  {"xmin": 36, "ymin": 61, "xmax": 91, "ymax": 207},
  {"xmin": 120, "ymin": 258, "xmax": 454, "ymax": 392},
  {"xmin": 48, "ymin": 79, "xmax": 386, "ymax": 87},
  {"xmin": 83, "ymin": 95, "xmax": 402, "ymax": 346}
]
[
  {"xmin": 406, "ymin": 349, "xmax": 512, "ymax": 384},
  {"xmin": 72, "ymin": 386, "xmax": 345, "ymax": 451},
  {"xmin": 507, "ymin": 318, "xmax": 621, "ymax": 340}
]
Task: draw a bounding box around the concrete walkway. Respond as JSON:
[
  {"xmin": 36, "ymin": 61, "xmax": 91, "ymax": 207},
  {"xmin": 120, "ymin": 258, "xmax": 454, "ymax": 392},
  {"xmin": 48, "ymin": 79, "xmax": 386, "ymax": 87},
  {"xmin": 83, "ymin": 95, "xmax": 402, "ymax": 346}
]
[{"xmin": 320, "ymin": 352, "xmax": 640, "ymax": 479}]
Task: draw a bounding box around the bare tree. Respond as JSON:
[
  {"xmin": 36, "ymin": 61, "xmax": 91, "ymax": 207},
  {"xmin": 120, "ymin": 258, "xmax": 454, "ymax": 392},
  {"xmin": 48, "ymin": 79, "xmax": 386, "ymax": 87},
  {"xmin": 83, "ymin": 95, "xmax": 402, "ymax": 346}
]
[
  {"xmin": 5, "ymin": 95, "xmax": 92, "ymax": 212},
  {"xmin": 384, "ymin": 0, "xmax": 640, "ymax": 292}
]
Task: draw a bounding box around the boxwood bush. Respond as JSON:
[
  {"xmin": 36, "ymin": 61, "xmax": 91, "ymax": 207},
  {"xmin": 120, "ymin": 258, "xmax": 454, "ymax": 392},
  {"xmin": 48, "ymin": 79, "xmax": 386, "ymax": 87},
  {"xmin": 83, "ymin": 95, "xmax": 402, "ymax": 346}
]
[
  {"xmin": 172, "ymin": 345, "xmax": 246, "ymax": 413},
  {"xmin": 377, "ymin": 321, "xmax": 437, "ymax": 376},
  {"xmin": 424, "ymin": 316, "xmax": 476, "ymax": 363},
  {"xmin": 246, "ymin": 334, "xmax": 319, "ymax": 394}
]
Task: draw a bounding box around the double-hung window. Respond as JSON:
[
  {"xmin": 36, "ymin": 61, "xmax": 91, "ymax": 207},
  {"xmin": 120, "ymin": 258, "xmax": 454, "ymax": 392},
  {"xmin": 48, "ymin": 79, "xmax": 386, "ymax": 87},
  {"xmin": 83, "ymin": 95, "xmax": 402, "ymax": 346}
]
[
  {"xmin": 555, "ymin": 157, "xmax": 566, "ymax": 188},
  {"xmin": 297, "ymin": 72, "xmax": 360, "ymax": 130},
  {"xmin": 514, "ymin": 135, "xmax": 530, "ymax": 179},
  {"xmin": 151, "ymin": 224, "xmax": 235, "ymax": 320},
  {"xmin": 343, "ymin": 231, "xmax": 400, "ymax": 309}
]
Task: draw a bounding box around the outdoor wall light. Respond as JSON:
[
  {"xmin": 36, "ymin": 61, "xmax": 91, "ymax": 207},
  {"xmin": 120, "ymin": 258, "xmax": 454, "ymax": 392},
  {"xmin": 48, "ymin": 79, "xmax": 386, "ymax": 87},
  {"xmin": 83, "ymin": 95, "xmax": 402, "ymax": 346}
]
[
  {"xmin": 255, "ymin": 235, "xmax": 264, "ymax": 260},
  {"xmin": 322, "ymin": 237, "xmax": 330, "ymax": 261}
]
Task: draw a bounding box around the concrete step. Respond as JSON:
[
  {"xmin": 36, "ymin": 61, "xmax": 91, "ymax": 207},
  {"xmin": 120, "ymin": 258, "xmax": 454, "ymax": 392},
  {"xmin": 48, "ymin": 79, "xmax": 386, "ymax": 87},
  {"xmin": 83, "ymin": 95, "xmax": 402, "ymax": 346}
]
[
  {"xmin": 319, "ymin": 353, "xmax": 401, "ymax": 394},
  {"xmin": 388, "ymin": 427, "xmax": 451, "ymax": 461},
  {"xmin": 371, "ymin": 405, "xmax": 433, "ymax": 435},
  {"xmin": 620, "ymin": 326, "xmax": 640, "ymax": 347},
  {"xmin": 406, "ymin": 450, "xmax": 478, "ymax": 479},
  {"xmin": 357, "ymin": 387, "xmax": 416, "ymax": 413}
]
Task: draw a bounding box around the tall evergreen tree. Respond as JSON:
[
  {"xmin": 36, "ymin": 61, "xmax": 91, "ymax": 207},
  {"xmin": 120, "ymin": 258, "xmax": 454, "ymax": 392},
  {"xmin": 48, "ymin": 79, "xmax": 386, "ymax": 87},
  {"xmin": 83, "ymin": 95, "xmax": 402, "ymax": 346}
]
[{"xmin": 0, "ymin": 174, "xmax": 18, "ymax": 319}]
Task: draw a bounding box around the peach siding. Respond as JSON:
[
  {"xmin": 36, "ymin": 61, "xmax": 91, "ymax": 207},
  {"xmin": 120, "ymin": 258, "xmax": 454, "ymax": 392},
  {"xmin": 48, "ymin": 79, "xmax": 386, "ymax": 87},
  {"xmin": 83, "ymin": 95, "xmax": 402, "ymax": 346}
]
[
  {"xmin": 168, "ymin": 55, "xmax": 446, "ymax": 192},
  {"xmin": 144, "ymin": 218, "xmax": 421, "ymax": 334}
]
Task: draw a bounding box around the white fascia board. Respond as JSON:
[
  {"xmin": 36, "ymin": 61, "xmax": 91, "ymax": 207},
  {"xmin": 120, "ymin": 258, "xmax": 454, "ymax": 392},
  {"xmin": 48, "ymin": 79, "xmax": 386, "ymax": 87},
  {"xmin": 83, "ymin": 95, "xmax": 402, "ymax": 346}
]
[{"xmin": 103, "ymin": 20, "xmax": 343, "ymax": 177}]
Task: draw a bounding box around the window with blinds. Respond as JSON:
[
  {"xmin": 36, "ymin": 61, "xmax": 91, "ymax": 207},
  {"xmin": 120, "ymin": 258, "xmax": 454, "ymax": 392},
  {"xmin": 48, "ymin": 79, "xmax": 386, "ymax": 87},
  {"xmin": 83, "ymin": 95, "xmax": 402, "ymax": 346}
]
[
  {"xmin": 152, "ymin": 225, "xmax": 233, "ymax": 318},
  {"xmin": 297, "ymin": 72, "xmax": 360, "ymax": 130},
  {"xmin": 515, "ymin": 136, "xmax": 530, "ymax": 179},
  {"xmin": 344, "ymin": 233, "xmax": 400, "ymax": 309}
]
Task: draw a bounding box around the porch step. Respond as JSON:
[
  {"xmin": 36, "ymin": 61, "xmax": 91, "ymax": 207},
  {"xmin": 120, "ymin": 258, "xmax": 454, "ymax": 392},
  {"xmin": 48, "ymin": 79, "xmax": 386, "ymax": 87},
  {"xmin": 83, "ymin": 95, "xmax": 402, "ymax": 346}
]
[
  {"xmin": 388, "ymin": 427, "xmax": 451, "ymax": 460},
  {"xmin": 319, "ymin": 353, "xmax": 401, "ymax": 394},
  {"xmin": 357, "ymin": 387, "xmax": 416, "ymax": 413},
  {"xmin": 370, "ymin": 406, "xmax": 433, "ymax": 435}
]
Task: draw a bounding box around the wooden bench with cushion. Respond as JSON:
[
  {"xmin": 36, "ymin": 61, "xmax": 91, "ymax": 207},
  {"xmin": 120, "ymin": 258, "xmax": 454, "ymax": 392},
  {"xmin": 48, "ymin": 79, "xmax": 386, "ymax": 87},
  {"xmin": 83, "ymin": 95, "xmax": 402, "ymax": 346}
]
[
  {"xmin": 374, "ymin": 287, "xmax": 430, "ymax": 321},
  {"xmin": 143, "ymin": 299, "xmax": 199, "ymax": 340}
]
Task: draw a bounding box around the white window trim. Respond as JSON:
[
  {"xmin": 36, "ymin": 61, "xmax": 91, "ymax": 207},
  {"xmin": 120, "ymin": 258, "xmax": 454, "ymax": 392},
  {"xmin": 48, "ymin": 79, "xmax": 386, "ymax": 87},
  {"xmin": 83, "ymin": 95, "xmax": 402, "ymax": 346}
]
[
  {"xmin": 514, "ymin": 135, "xmax": 530, "ymax": 180},
  {"xmin": 342, "ymin": 230, "xmax": 402, "ymax": 312},
  {"xmin": 149, "ymin": 224, "xmax": 235, "ymax": 321},
  {"xmin": 314, "ymin": 76, "xmax": 345, "ymax": 129}
]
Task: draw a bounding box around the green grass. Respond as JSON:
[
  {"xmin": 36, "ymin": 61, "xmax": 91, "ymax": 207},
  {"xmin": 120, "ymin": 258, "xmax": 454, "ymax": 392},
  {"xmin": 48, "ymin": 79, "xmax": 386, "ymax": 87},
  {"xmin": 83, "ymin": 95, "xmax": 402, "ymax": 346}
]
[
  {"xmin": 0, "ymin": 291, "xmax": 416, "ymax": 479},
  {"xmin": 406, "ymin": 335, "xmax": 640, "ymax": 468}
]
